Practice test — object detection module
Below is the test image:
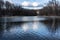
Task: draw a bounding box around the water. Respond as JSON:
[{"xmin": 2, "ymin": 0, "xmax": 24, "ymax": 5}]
[{"xmin": 0, "ymin": 17, "xmax": 60, "ymax": 40}]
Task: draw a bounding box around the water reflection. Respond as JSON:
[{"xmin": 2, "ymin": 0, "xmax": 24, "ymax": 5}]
[{"xmin": 0, "ymin": 20, "xmax": 60, "ymax": 40}]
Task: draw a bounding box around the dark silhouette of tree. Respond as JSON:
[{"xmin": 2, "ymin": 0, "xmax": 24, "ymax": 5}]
[
  {"xmin": 0, "ymin": 0, "xmax": 60, "ymax": 16},
  {"xmin": 5, "ymin": 1, "xmax": 12, "ymax": 9},
  {"xmin": 0, "ymin": 0, "xmax": 4, "ymax": 16},
  {"xmin": 40, "ymin": 0, "xmax": 60, "ymax": 16},
  {"xmin": 0, "ymin": 0, "xmax": 4, "ymax": 9}
]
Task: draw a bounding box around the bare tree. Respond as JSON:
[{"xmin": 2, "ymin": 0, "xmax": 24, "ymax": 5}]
[{"xmin": 0, "ymin": 0, "xmax": 4, "ymax": 9}]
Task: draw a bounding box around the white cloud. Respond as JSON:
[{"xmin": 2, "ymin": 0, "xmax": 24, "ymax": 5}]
[
  {"xmin": 21, "ymin": 1, "xmax": 30, "ymax": 6},
  {"xmin": 32, "ymin": 2, "xmax": 39, "ymax": 7},
  {"xmin": 21, "ymin": 1, "xmax": 40, "ymax": 7},
  {"xmin": 22, "ymin": 6, "xmax": 43, "ymax": 10}
]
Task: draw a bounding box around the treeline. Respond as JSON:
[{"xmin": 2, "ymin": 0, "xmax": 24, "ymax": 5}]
[
  {"xmin": 0, "ymin": 0, "xmax": 60, "ymax": 16},
  {"xmin": 0, "ymin": 0, "xmax": 37, "ymax": 16},
  {"xmin": 40, "ymin": 1, "xmax": 60, "ymax": 16}
]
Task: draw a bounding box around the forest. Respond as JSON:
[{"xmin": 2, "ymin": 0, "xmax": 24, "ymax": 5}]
[{"xmin": 0, "ymin": 0, "xmax": 60, "ymax": 16}]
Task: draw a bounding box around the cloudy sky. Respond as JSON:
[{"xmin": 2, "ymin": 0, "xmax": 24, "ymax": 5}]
[
  {"xmin": 4, "ymin": 0, "xmax": 60, "ymax": 5},
  {"xmin": 4, "ymin": 0, "xmax": 60, "ymax": 9},
  {"xmin": 4, "ymin": 0, "xmax": 51, "ymax": 4}
]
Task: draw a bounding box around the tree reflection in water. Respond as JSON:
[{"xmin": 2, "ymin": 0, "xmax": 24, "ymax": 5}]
[{"xmin": 0, "ymin": 19, "xmax": 60, "ymax": 40}]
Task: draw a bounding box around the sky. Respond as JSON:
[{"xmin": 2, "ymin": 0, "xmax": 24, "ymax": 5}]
[
  {"xmin": 4, "ymin": 0, "xmax": 60, "ymax": 5},
  {"xmin": 4, "ymin": 0, "xmax": 60, "ymax": 9},
  {"xmin": 4, "ymin": 0, "xmax": 52, "ymax": 5}
]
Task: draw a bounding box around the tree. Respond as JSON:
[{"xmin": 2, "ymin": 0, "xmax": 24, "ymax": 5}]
[
  {"xmin": 5, "ymin": 1, "xmax": 12, "ymax": 9},
  {"xmin": 0, "ymin": 0, "xmax": 4, "ymax": 9}
]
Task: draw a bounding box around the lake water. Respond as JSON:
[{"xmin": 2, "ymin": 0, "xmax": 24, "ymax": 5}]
[{"xmin": 0, "ymin": 17, "xmax": 60, "ymax": 40}]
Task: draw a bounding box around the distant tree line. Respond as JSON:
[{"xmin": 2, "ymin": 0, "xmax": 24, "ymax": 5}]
[
  {"xmin": 40, "ymin": 0, "xmax": 60, "ymax": 16},
  {"xmin": 0, "ymin": 0, "xmax": 60, "ymax": 16}
]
